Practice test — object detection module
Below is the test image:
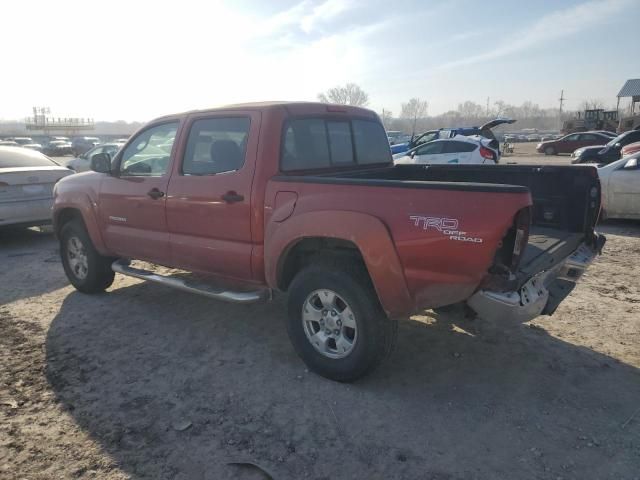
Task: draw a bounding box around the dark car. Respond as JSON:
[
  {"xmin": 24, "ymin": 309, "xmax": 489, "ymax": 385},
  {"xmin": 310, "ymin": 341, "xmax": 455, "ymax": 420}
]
[
  {"xmin": 42, "ymin": 140, "xmax": 73, "ymax": 156},
  {"xmin": 536, "ymin": 131, "xmax": 612, "ymax": 155},
  {"xmin": 571, "ymin": 129, "xmax": 640, "ymax": 164},
  {"xmin": 71, "ymin": 136, "xmax": 100, "ymax": 156}
]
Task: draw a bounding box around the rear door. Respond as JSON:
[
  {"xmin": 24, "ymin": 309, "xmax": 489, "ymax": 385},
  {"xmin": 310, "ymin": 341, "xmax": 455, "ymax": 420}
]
[
  {"xmin": 98, "ymin": 121, "xmax": 179, "ymax": 262},
  {"xmin": 413, "ymin": 140, "xmax": 446, "ymax": 163},
  {"xmin": 442, "ymin": 140, "xmax": 477, "ymax": 164},
  {"xmin": 165, "ymin": 111, "xmax": 259, "ymax": 281}
]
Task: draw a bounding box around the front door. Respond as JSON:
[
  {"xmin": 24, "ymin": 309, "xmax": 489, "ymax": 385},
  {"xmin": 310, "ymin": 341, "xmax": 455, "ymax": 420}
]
[
  {"xmin": 165, "ymin": 112, "xmax": 259, "ymax": 281},
  {"xmin": 98, "ymin": 121, "xmax": 180, "ymax": 262}
]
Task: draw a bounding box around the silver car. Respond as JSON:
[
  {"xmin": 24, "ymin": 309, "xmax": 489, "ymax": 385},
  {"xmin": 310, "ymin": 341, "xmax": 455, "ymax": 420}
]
[
  {"xmin": 597, "ymin": 152, "xmax": 640, "ymax": 220},
  {"xmin": 0, "ymin": 147, "xmax": 73, "ymax": 228}
]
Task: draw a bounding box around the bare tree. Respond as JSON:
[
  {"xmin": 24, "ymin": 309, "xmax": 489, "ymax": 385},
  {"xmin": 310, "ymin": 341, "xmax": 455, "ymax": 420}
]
[
  {"xmin": 317, "ymin": 83, "xmax": 369, "ymax": 107},
  {"xmin": 400, "ymin": 98, "xmax": 428, "ymax": 134},
  {"xmin": 457, "ymin": 101, "xmax": 484, "ymax": 118},
  {"xmin": 380, "ymin": 109, "xmax": 393, "ymax": 128},
  {"xmin": 580, "ymin": 98, "xmax": 606, "ymax": 111}
]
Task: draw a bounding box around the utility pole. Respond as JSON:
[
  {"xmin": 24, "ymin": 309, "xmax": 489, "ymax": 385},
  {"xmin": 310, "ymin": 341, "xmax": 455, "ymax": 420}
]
[
  {"xmin": 558, "ymin": 90, "xmax": 565, "ymax": 132},
  {"xmin": 486, "ymin": 97, "xmax": 490, "ymax": 117}
]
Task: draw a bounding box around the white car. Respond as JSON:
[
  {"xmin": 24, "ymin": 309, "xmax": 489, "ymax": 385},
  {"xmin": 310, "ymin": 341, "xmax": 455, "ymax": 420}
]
[
  {"xmin": 64, "ymin": 142, "xmax": 124, "ymax": 172},
  {"xmin": 0, "ymin": 147, "xmax": 73, "ymax": 228},
  {"xmin": 393, "ymin": 135, "xmax": 500, "ymax": 165},
  {"xmin": 596, "ymin": 153, "xmax": 640, "ymax": 220}
]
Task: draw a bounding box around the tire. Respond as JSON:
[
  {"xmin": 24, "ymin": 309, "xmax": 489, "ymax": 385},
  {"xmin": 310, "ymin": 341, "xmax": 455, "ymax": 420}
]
[
  {"xmin": 60, "ymin": 219, "xmax": 115, "ymax": 293},
  {"xmin": 286, "ymin": 260, "xmax": 397, "ymax": 382},
  {"xmin": 544, "ymin": 146, "xmax": 556, "ymax": 155}
]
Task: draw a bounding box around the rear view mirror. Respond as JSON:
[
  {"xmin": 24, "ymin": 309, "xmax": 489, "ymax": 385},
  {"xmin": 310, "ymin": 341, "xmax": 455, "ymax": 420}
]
[
  {"xmin": 91, "ymin": 153, "xmax": 111, "ymax": 173},
  {"xmin": 623, "ymin": 158, "xmax": 638, "ymax": 170}
]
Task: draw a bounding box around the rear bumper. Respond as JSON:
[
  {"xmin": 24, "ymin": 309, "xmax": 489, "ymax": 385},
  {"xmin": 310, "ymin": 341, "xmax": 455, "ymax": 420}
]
[
  {"xmin": 0, "ymin": 198, "xmax": 53, "ymax": 227},
  {"xmin": 467, "ymin": 237, "xmax": 604, "ymax": 323}
]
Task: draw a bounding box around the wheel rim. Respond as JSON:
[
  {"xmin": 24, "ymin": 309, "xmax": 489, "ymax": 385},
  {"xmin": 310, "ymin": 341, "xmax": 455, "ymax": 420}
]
[
  {"xmin": 67, "ymin": 236, "xmax": 89, "ymax": 280},
  {"xmin": 302, "ymin": 289, "xmax": 357, "ymax": 359}
]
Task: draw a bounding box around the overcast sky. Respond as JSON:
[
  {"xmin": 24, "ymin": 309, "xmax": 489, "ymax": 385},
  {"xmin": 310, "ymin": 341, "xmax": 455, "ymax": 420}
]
[{"xmin": 1, "ymin": 0, "xmax": 637, "ymax": 121}]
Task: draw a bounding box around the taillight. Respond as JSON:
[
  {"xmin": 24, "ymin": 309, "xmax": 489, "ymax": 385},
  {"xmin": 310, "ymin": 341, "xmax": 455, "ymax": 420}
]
[
  {"xmin": 479, "ymin": 146, "xmax": 495, "ymax": 161},
  {"xmin": 511, "ymin": 208, "xmax": 531, "ymax": 271}
]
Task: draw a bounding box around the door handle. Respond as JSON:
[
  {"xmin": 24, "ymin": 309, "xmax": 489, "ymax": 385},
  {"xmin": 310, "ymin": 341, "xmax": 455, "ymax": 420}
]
[
  {"xmin": 222, "ymin": 191, "xmax": 244, "ymax": 204},
  {"xmin": 147, "ymin": 188, "xmax": 165, "ymax": 200}
]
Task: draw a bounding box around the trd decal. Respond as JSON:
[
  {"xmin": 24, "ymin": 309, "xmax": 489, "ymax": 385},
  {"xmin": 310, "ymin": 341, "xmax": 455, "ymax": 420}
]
[{"xmin": 409, "ymin": 215, "xmax": 483, "ymax": 243}]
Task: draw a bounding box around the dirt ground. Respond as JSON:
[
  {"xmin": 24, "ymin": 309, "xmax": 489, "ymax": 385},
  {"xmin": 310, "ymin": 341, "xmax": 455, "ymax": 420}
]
[{"xmin": 1, "ymin": 152, "xmax": 640, "ymax": 479}]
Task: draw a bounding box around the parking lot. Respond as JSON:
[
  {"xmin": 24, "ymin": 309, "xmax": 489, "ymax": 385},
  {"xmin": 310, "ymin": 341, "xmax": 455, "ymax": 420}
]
[{"xmin": 1, "ymin": 148, "xmax": 639, "ymax": 480}]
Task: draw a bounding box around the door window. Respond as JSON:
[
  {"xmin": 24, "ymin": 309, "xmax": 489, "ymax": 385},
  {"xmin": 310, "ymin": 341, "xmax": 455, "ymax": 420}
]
[
  {"xmin": 443, "ymin": 141, "xmax": 477, "ymax": 153},
  {"xmin": 182, "ymin": 117, "xmax": 250, "ymax": 175},
  {"xmin": 416, "ymin": 141, "xmax": 444, "ymax": 155},
  {"xmin": 120, "ymin": 122, "xmax": 179, "ymax": 176},
  {"xmin": 579, "ymin": 133, "xmax": 599, "ymax": 141},
  {"xmin": 564, "ymin": 134, "xmax": 580, "ymax": 142}
]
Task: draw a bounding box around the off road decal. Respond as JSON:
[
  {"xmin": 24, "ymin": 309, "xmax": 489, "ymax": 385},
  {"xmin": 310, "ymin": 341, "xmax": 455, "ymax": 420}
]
[{"xmin": 409, "ymin": 215, "xmax": 483, "ymax": 243}]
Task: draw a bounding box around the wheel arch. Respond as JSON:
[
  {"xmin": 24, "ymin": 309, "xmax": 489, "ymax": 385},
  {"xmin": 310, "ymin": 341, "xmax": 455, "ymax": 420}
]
[{"xmin": 265, "ymin": 210, "xmax": 413, "ymax": 318}]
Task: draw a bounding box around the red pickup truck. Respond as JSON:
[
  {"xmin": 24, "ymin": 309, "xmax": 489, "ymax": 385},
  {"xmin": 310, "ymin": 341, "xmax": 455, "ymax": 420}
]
[{"xmin": 52, "ymin": 102, "xmax": 605, "ymax": 381}]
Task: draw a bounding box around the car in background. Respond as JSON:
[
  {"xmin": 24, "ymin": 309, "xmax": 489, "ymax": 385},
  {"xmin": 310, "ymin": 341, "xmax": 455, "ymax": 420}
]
[
  {"xmin": 621, "ymin": 141, "xmax": 640, "ymax": 157},
  {"xmin": 536, "ymin": 131, "xmax": 611, "ymax": 155},
  {"xmin": 596, "ymin": 152, "xmax": 640, "ymax": 220},
  {"xmin": 71, "ymin": 136, "xmax": 100, "ymax": 156},
  {"xmin": 64, "ymin": 142, "xmax": 124, "ymax": 172},
  {"xmin": 0, "ymin": 140, "xmax": 19, "ymax": 147},
  {"xmin": 593, "ymin": 130, "xmax": 617, "ymax": 138},
  {"xmin": 0, "ymin": 146, "xmax": 73, "ymax": 228},
  {"xmin": 392, "ymin": 118, "xmax": 516, "ymax": 155},
  {"xmin": 42, "ymin": 139, "xmax": 73, "ymax": 156},
  {"xmin": 8, "ymin": 137, "xmax": 43, "ymax": 152},
  {"xmin": 526, "ymin": 134, "xmax": 541, "ymax": 142},
  {"xmin": 571, "ymin": 130, "xmax": 640, "ymax": 164},
  {"xmin": 393, "ymin": 135, "xmax": 500, "ymax": 165}
]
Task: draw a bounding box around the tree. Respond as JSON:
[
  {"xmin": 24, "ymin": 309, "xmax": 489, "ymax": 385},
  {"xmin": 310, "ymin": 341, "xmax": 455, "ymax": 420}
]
[
  {"xmin": 380, "ymin": 109, "xmax": 393, "ymax": 128},
  {"xmin": 317, "ymin": 83, "xmax": 369, "ymax": 107},
  {"xmin": 457, "ymin": 100, "xmax": 483, "ymax": 118},
  {"xmin": 400, "ymin": 98, "xmax": 428, "ymax": 134},
  {"xmin": 580, "ymin": 98, "xmax": 605, "ymax": 111}
]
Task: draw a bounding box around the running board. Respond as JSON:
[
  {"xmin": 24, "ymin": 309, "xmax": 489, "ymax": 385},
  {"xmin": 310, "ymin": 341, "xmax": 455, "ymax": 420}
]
[{"xmin": 112, "ymin": 260, "xmax": 269, "ymax": 304}]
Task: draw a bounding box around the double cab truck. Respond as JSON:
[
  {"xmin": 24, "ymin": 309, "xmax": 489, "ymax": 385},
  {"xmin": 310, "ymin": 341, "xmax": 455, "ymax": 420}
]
[{"xmin": 52, "ymin": 102, "xmax": 605, "ymax": 381}]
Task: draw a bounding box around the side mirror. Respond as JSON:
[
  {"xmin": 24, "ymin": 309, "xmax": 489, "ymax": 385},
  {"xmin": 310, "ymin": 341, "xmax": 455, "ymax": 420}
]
[
  {"xmin": 91, "ymin": 153, "xmax": 111, "ymax": 173},
  {"xmin": 410, "ymin": 151, "xmax": 416, "ymax": 158},
  {"xmin": 623, "ymin": 158, "xmax": 638, "ymax": 170},
  {"xmin": 614, "ymin": 142, "xmax": 622, "ymax": 150}
]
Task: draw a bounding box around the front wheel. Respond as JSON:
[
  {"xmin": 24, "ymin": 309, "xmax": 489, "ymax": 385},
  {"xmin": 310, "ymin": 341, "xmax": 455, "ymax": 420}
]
[
  {"xmin": 60, "ymin": 219, "xmax": 115, "ymax": 293},
  {"xmin": 544, "ymin": 146, "xmax": 556, "ymax": 155},
  {"xmin": 286, "ymin": 261, "xmax": 397, "ymax": 382}
]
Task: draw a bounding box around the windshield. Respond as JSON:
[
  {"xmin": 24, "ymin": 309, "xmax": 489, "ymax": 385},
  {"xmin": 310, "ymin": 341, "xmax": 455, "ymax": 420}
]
[{"xmin": 606, "ymin": 133, "xmax": 626, "ymax": 147}]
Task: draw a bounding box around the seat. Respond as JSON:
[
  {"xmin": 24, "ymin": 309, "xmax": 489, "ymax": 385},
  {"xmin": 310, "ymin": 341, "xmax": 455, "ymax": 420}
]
[{"xmin": 209, "ymin": 140, "xmax": 242, "ymax": 173}]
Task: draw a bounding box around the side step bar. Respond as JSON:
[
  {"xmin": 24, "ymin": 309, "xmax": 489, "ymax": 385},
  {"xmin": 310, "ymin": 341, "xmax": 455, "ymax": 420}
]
[{"xmin": 112, "ymin": 260, "xmax": 270, "ymax": 304}]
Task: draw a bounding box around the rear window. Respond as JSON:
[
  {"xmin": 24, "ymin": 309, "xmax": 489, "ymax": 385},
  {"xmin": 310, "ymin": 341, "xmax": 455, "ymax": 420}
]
[
  {"xmin": 281, "ymin": 118, "xmax": 390, "ymax": 171},
  {"xmin": 0, "ymin": 149, "xmax": 58, "ymax": 168}
]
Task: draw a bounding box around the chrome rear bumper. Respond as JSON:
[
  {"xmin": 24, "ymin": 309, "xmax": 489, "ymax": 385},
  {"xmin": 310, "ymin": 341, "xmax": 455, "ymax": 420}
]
[{"xmin": 467, "ymin": 240, "xmax": 601, "ymax": 323}]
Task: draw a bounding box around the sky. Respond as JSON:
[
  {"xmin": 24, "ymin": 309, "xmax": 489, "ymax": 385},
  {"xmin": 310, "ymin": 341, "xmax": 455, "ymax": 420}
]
[{"xmin": 1, "ymin": 0, "xmax": 638, "ymax": 122}]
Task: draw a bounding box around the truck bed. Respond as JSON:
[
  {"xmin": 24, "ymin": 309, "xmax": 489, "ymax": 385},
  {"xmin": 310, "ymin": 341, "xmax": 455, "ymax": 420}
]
[{"xmin": 521, "ymin": 227, "xmax": 584, "ymax": 277}]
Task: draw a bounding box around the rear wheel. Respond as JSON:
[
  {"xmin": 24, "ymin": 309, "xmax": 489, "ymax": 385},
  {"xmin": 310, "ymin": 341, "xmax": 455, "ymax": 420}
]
[
  {"xmin": 60, "ymin": 219, "xmax": 115, "ymax": 293},
  {"xmin": 544, "ymin": 146, "xmax": 556, "ymax": 155},
  {"xmin": 286, "ymin": 261, "xmax": 397, "ymax": 382}
]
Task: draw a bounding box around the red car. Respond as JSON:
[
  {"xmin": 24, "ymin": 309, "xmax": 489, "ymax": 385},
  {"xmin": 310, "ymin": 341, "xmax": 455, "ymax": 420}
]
[
  {"xmin": 621, "ymin": 141, "xmax": 640, "ymax": 157},
  {"xmin": 52, "ymin": 102, "xmax": 605, "ymax": 381},
  {"xmin": 536, "ymin": 131, "xmax": 612, "ymax": 155}
]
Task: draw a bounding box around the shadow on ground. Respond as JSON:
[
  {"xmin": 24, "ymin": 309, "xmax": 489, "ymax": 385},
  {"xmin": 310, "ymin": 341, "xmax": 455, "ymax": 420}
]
[
  {"xmin": 597, "ymin": 219, "xmax": 640, "ymax": 239},
  {"xmin": 0, "ymin": 227, "xmax": 68, "ymax": 305},
  {"xmin": 45, "ymin": 282, "xmax": 640, "ymax": 479}
]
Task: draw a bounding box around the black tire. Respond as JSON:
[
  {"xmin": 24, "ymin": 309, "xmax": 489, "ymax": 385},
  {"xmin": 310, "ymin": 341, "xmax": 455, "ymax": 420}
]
[
  {"xmin": 286, "ymin": 260, "xmax": 397, "ymax": 382},
  {"xmin": 544, "ymin": 146, "xmax": 556, "ymax": 155},
  {"xmin": 60, "ymin": 219, "xmax": 115, "ymax": 293}
]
